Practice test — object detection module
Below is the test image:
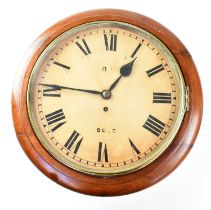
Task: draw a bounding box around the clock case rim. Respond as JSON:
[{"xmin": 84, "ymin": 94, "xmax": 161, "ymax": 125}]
[{"xmin": 12, "ymin": 9, "xmax": 203, "ymax": 196}]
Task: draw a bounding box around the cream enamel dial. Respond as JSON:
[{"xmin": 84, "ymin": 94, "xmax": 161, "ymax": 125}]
[{"xmin": 28, "ymin": 21, "xmax": 186, "ymax": 175}]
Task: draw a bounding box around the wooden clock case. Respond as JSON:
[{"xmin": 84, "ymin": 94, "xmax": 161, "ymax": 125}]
[{"xmin": 12, "ymin": 9, "xmax": 203, "ymax": 196}]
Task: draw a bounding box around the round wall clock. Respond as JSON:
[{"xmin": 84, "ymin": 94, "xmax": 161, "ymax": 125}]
[{"xmin": 12, "ymin": 9, "xmax": 203, "ymax": 196}]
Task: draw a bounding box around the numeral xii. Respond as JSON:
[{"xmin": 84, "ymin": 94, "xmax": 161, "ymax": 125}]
[{"xmin": 104, "ymin": 34, "xmax": 117, "ymax": 51}]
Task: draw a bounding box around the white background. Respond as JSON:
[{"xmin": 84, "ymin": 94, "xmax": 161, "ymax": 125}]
[{"xmin": 0, "ymin": 0, "xmax": 210, "ymax": 209}]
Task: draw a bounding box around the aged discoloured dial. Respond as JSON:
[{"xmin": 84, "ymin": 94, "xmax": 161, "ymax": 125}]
[{"xmin": 27, "ymin": 21, "xmax": 186, "ymax": 175}]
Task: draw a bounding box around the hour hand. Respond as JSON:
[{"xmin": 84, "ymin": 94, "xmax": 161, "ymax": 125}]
[
  {"xmin": 120, "ymin": 57, "xmax": 137, "ymax": 77},
  {"xmin": 39, "ymin": 83, "xmax": 102, "ymax": 95},
  {"xmin": 109, "ymin": 57, "xmax": 137, "ymax": 91}
]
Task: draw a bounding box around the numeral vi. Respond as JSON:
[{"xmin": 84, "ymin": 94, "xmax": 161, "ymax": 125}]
[{"xmin": 98, "ymin": 142, "xmax": 109, "ymax": 162}]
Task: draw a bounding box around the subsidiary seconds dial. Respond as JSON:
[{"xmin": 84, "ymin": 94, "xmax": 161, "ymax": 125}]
[{"xmin": 28, "ymin": 21, "xmax": 186, "ymax": 175}]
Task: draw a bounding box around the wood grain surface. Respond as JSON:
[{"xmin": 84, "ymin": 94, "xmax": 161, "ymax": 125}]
[{"xmin": 12, "ymin": 9, "xmax": 203, "ymax": 196}]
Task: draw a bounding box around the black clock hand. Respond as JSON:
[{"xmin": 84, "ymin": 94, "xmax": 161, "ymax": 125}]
[
  {"xmin": 108, "ymin": 75, "xmax": 122, "ymax": 91},
  {"xmin": 109, "ymin": 57, "xmax": 137, "ymax": 91},
  {"xmin": 39, "ymin": 58, "xmax": 137, "ymax": 99},
  {"xmin": 39, "ymin": 84, "xmax": 102, "ymax": 95}
]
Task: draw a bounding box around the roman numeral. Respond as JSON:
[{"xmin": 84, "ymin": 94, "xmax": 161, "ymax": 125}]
[
  {"xmin": 98, "ymin": 142, "xmax": 108, "ymax": 162},
  {"xmin": 129, "ymin": 139, "xmax": 140, "ymax": 155},
  {"xmin": 64, "ymin": 130, "xmax": 83, "ymax": 154},
  {"xmin": 45, "ymin": 109, "xmax": 66, "ymax": 132},
  {"xmin": 53, "ymin": 61, "xmax": 70, "ymax": 70},
  {"xmin": 146, "ymin": 64, "xmax": 164, "ymax": 77},
  {"xmin": 76, "ymin": 39, "xmax": 91, "ymax": 55},
  {"xmin": 143, "ymin": 115, "xmax": 166, "ymax": 136},
  {"xmin": 104, "ymin": 34, "xmax": 117, "ymax": 51},
  {"xmin": 153, "ymin": 92, "xmax": 171, "ymax": 103},
  {"xmin": 130, "ymin": 43, "xmax": 142, "ymax": 58},
  {"xmin": 43, "ymin": 86, "xmax": 61, "ymax": 97}
]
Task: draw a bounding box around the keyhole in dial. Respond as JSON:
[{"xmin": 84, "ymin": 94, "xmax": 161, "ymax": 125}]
[{"xmin": 103, "ymin": 107, "xmax": 108, "ymax": 112}]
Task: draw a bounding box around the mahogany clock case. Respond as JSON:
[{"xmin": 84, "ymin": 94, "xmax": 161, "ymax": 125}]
[{"xmin": 12, "ymin": 9, "xmax": 203, "ymax": 196}]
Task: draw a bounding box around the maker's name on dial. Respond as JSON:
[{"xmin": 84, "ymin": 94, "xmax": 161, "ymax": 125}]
[{"xmin": 97, "ymin": 128, "xmax": 117, "ymax": 133}]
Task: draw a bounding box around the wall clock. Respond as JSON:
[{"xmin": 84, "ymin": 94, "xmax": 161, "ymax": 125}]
[{"xmin": 12, "ymin": 9, "xmax": 203, "ymax": 196}]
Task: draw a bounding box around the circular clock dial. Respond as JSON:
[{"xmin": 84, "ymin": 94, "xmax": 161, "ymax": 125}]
[{"xmin": 27, "ymin": 21, "xmax": 186, "ymax": 175}]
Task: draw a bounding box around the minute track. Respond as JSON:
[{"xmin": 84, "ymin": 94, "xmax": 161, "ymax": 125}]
[
  {"xmin": 37, "ymin": 28, "xmax": 177, "ymax": 172},
  {"xmin": 29, "ymin": 21, "xmax": 184, "ymax": 177}
]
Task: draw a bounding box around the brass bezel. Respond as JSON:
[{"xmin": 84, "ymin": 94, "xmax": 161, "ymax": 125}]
[{"xmin": 27, "ymin": 21, "xmax": 186, "ymax": 176}]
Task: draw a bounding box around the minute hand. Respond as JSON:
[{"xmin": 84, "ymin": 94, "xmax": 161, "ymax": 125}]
[
  {"xmin": 109, "ymin": 57, "xmax": 137, "ymax": 91},
  {"xmin": 39, "ymin": 84, "xmax": 102, "ymax": 95}
]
